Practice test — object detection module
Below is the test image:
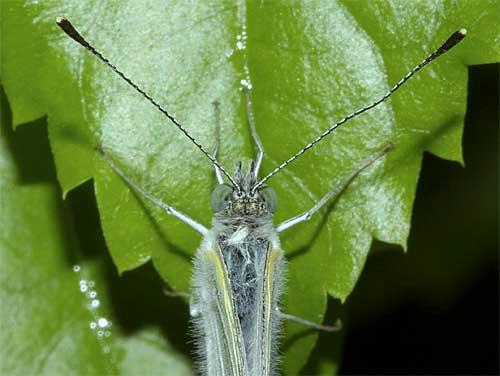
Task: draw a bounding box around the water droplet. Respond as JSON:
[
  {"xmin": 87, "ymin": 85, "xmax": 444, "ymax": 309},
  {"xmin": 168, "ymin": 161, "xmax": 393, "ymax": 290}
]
[
  {"xmin": 73, "ymin": 265, "xmax": 81, "ymax": 272},
  {"xmin": 90, "ymin": 321, "xmax": 97, "ymax": 329},
  {"xmin": 236, "ymin": 41, "xmax": 244, "ymax": 50},
  {"xmin": 105, "ymin": 330, "xmax": 111, "ymax": 337},
  {"xmin": 80, "ymin": 284, "xmax": 88, "ymax": 293},
  {"xmin": 89, "ymin": 291, "xmax": 97, "ymax": 298},
  {"xmin": 98, "ymin": 318, "xmax": 109, "ymax": 328},
  {"xmin": 91, "ymin": 299, "xmax": 100, "ymax": 308},
  {"xmin": 88, "ymin": 281, "xmax": 95, "ymax": 288},
  {"xmin": 97, "ymin": 330, "xmax": 104, "ymax": 337},
  {"xmin": 240, "ymin": 79, "xmax": 253, "ymax": 90}
]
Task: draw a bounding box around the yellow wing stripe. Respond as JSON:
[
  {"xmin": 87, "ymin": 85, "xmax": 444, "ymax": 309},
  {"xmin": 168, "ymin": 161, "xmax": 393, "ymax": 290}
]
[
  {"xmin": 261, "ymin": 245, "xmax": 282, "ymax": 376},
  {"xmin": 204, "ymin": 248, "xmax": 246, "ymax": 376}
]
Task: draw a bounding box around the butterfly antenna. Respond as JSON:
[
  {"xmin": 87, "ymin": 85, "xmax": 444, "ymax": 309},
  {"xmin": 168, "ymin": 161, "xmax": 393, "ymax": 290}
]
[
  {"xmin": 252, "ymin": 28, "xmax": 467, "ymax": 192},
  {"xmin": 56, "ymin": 17, "xmax": 240, "ymax": 190}
]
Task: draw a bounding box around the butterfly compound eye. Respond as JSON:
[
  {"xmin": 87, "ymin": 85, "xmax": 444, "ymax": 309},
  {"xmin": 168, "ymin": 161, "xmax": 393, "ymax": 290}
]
[
  {"xmin": 211, "ymin": 184, "xmax": 233, "ymax": 213},
  {"xmin": 259, "ymin": 186, "xmax": 278, "ymax": 214}
]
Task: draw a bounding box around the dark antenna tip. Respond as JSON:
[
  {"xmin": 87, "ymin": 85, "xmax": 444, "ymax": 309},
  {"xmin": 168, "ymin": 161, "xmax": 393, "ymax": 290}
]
[
  {"xmin": 436, "ymin": 28, "xmax": 467, "ymax": 56},
  {"xmin": 56, "ymin": 16, "xmax": 90, "ymax": 48}
]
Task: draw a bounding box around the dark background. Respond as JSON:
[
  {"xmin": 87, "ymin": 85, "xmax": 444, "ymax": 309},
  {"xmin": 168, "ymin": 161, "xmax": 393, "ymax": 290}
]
[{"xmin": 340, "ymin": 64, "xmax": 499, "ymax": 375}]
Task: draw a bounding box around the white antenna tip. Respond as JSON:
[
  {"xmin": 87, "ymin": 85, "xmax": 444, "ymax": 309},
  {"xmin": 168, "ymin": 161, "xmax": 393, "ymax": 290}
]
[
  {"xmin": 56, "ymin": 16, "xmax": 66, "ymax": 24},
  {"xmin": 459, "ymin": 28, "xmax": 467, "ymax": 36}
]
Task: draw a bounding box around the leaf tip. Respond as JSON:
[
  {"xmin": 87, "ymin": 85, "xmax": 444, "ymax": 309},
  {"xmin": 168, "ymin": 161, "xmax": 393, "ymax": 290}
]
[{"xmin": 61, "ymin": 189, "xmax": 70, "ymax": 200}]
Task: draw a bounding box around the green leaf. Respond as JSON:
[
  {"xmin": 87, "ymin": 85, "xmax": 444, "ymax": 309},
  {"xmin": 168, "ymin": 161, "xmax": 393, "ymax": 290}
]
[
  {"xmin": 1, "ymin": 1, "xmax": 498, "ymax": 374},
  {"xmin": 0, "ymin": 89, "xmax": 191, "ymax": 375}
]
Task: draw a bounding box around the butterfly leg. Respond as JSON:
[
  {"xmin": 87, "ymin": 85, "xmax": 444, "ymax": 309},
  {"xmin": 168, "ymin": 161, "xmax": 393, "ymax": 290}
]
[
  {"xmin": 243, "ymin": 88, "xmax": 264, "ymax": 179},
  {"xmin": 162, "ymin": 286, "xmax": 190, "ymax": 299},
  {"xmin": 277, "ymin": 144, "xmax": 394, "ymax": 233},
  {"xmin": 277, "ymin": 309, "xmax": 342, "ymax": 332},
  {"xmin": 98, "ymin": 147, "xmax": 208, "ymax": 236}
]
